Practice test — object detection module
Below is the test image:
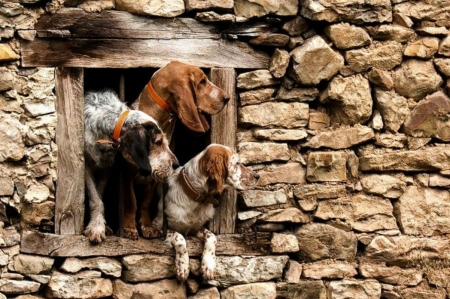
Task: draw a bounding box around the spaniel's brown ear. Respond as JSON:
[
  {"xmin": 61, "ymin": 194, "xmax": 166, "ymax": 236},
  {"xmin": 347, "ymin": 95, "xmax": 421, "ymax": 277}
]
[
  {"xmin": 200, "ymin": 146, "xmax": 230, "ymax": 194},
  {"xmin": 170, "ymin": 74, "xmax": 210, "ymax": 133}
]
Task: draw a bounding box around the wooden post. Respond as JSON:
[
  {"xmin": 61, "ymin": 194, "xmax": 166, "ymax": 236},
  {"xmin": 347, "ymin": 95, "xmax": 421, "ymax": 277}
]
[
  {"xmin": 55, "ymin": 67, "xmax": 85, "ymax": 235},
  {"xmin": 210, "ymin": 68, "xmax": 237, "ymax": 234}
]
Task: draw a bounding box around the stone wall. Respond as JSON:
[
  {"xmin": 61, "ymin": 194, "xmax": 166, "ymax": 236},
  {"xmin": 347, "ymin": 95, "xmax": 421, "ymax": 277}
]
[{"xmin": 1, "ymin": 0, "xmax": 450, "ymax": 298}]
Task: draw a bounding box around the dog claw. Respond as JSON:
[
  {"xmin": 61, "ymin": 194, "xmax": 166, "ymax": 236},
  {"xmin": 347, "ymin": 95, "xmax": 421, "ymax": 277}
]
[
  {"xmin": 84, "ymin": 226, "xmax": 106, "ymax": 243},
  {"xmin": 123, "ymin": 228, "xmax": 139, "ymax": 240},
  {"xmin": 141, "ymin": 225, "xmax": 161, "ymax": 239}
]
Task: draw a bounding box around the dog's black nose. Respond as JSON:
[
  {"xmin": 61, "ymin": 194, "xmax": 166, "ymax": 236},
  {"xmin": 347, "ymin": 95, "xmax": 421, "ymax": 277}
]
[
  {"xmin": 223, "ymin": 94, "xmax": 230, "ymax": 103},
  {"xmin": 140, "ymin": 168, "xmax": 151, "ymax": 176},
  {"xmin": 172, "ymin": 159, "xmax": 180, "ymax": 170},
  {"xmin": 254, "ymin": 173, "xmax": 260, "ymax": 179}
]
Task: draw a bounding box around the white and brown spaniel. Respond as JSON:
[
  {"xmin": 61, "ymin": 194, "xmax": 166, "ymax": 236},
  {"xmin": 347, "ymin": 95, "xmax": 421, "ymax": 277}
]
[{"xmin": 152, "ymin": 144, "xmax": 259, "ymax": 281}]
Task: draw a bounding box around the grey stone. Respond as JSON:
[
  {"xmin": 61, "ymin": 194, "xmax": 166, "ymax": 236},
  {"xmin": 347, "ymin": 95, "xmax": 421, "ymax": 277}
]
[
  {"xmin": 241, "ymin": 189, "xmax": 287, "ymax": 208},
  {"xmin": 11, "ymin": 254, "xmax": 54, "ymax": 275}
]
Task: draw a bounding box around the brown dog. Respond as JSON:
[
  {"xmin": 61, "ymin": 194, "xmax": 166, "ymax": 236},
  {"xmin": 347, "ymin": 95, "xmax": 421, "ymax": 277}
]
[{"xmin": 122, "ymin": 61, "xmax": 230, "ymax": 240}]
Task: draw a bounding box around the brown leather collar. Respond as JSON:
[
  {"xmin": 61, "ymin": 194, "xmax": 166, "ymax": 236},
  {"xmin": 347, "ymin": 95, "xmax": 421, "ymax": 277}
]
[
  {"xmin": 147, "ymin": 81, "xmax": 175, "ymax": 116},
  {"xmin": 178, "ymin": 167, "xmax": 219, "ymax": 205},
  {"xmin": 97, "ymin": 109, "xmax": 130, "ymax": 148}
]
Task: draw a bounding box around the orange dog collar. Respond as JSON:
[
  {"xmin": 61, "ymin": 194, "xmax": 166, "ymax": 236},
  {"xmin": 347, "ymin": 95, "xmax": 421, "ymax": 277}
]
[
  {"xmin": 97, "ymin": 109, "xmax": 130, "ymax": 148},
  {"xmin": 147, "ymin": 81, "xmax": 175, "ymax": 116}
]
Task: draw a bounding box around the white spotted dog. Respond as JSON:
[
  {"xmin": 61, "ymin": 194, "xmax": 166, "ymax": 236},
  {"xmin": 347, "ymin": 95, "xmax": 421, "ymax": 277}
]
[
  {"xmin": 84, "ymin": 89, "xmax": 176, "ymax": 243},
  {"xmin": 153, "ymin": 144, "xmax": 259, "ymax": 281}
]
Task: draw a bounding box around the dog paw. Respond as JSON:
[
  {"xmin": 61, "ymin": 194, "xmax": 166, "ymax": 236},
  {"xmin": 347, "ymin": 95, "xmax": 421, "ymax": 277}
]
[
  {"xmin": 201, "ymin": 252, "xmax": 216, "ymax": 280},
  {"xmin": 123, "ymin": 228, "xmax": 139, "ymax": 240},
  {"xmin": 141, "ymin": 225, "xmax": 161, "ymax": 239},
  {"xmin": 175, "ymin": 251, "xmax": 190, "ymax": 281},
  {"xmin": 84, "ymin": 225, "xmax": 106, "ymax": 243}
]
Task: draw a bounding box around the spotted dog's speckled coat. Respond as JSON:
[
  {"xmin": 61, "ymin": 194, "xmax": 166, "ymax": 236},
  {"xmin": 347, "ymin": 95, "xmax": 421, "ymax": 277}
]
[
  {"xmin": 152, "ymin": 144, "xmax": 259, "ymax": 281},
  {"xmin": 84, "ymin": 89, "xmax": 176, "ymax": 243}
]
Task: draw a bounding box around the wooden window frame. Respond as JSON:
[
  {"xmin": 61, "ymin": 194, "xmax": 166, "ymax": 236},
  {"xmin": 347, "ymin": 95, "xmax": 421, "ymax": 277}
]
[{"xmin": 19, "ymin": 8, "xmax": 268, "ymax": 257}]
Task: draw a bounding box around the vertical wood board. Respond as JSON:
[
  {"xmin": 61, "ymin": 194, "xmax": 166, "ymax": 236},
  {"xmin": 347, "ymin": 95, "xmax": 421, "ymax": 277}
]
[
  {"xmin": 210, "ymin": 68, "xmax": 237, "ymax": 234},
  {"xmin": 55, "ymin": 67, "xmax": 85, "ymax": 235}
]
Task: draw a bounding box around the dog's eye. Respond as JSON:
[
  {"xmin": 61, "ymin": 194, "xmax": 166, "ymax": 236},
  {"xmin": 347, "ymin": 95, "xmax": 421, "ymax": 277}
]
[
  {"xmin": 199, "ymin": 78, "xmax": 207, "ymax": 85},
  {"xmin": 154, "ymin": 138, "xmax": 163, "ymax": 145}
]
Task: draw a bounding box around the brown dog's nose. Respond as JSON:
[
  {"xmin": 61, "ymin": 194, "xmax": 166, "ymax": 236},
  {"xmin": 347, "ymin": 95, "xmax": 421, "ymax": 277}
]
[
  {"xmin": 223, "ymin": 93, "xmax": 230, "ymax": 103},
  {"xmin": 254, "ymin": 173, "xmax": 260, "ymax": 180}
]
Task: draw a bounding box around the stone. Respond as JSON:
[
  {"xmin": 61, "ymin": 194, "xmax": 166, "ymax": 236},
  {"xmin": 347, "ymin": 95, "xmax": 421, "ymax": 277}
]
[
  {"xmin": 249, "ymin": 33, "xmax": 290, "ymax": 47},
  {"xmin": 234, "ymin": 0, "xmax": 278, "ymax": 18},
  {"xmin": 115, "ymin": 0, "xmax": 185, "ymax": 17},
  {"xmin": 0, "ymin": 44, "xmax": 19, "ymax": 61},
  {"xmin": 209, "ymin": 256, "xmax": 288, "ymax": 287},
  {"xmin": 308, "ymin": 110, "xmax": 330, "ymax": 130},
  {"xmin": 359, "ymin": 146, "xmax": 450, "ymax": 171},
  {"xmin": 404, "ymin": 37, "xmax": 439, "ymax": 58},
  {"xmin": 434, "ymin": 58, "xmax": 450, "ymax": 77},
  {"xmin": 290, "ymin": 36, "xmax": 344, "ymax": 85},
  {"xmin": 374, "ymin": 89, "xmax": 409, "ymax": 132},
  {"xmin": 21, "ymin": 201, "xmax": 54, "ymax": 228},
  {"xmin": 11, "ymin": 254, "xmax": 54, "ymax": 275},
  {"xmin": 275, "ymin": 0, "xmax": 299, "ymax": 16},
  {"xmin": 296, "ymin": 223, "xmax": 357, "ymax": 262},
  {"xmin": 320, "ymin": 74, "xmax": 373, "ymax": 125},
  {"xmin": 300, "ymin": 0, "xmax": 392, "ymax": 24},
  {"xmin": 302, "ymin": 262, "xmax": 357, "ymax": 279},
  {"xmin": 439, "ymin": 35, "xmax": 450, "ymax": 56},
  {"xmin": 394, "ymin": 1, "xmax": 450, "ymax": 24},
  {"xmin": 237, "ymin": 70, "xmax": 279, "ymax": 90},
  {"xmin": 189, "ymin": 287, "xmax": 219, "ymax": 299},
  {"xmin": 0, "ymin": 279, "xmax": 40, "ymax": 295},
  {"xmin": 375, "ymin": 133, "xmax": 407, "ymax": 148},
  {"xmin": 238, "ymin": 142, "xmax": 290, "ymax": 164},
  {"xmin": 306, "ymin": 151, "xmax": 347, "ymax": 182},
  {"xmin": 0, "ymin": 118, "xmax": 25, "ymax": 162},
  {"xmin": 276, "ymin": 87, "xmax": 319, "ymax": 102},
  {"xmin": 269, "ymin": 49, "xmax": 289, "ymax": 78},
  {"xmin": 186, "ymin": 278, "xmax": 200, "ymax": 294},
  {"xmin": 241, "ymin": 189, "xmax": 287, "ymax": 208},
  {"xmin": 430, "ymin": 174, "xmax": 450, "ymax": 187},
  {"xmin": 369, "ymin": 24, "xmax": 415, "ymax": 43},
  {"xmin": 221, "ymin": 282, "xmax": 276, "ymax": 299},
  {"xmin": 0, "ymin": 226, "xmax": 20, "ymax": 247},
  {"xmin": 404, "ymin": 91, "xmax": 450, "ymax": 141},
  {"xmin": 22, "ymin": 102, "xmax": 55, "ymax": 117},
  {"xmin": 328, "ymin": 280, "xmax": 381, "ymax": 299},
  {"xmin": 276, "ymin": 281, "xmax": 326, "ymax": 299},
  {"xmin": 400, "ymin": 287, "xmax": 446, "ymax": 299},
  {"xmin": 345, "ymin": 41, "xmax": 403, "ymax": 72},
  {"xmin": 305, "ymin": 126, "xmax": 374, "ymax": 149},
  {"xmin": 239, "ymin": 102, "xmax": 309, "ymax": 128},
  {"xmin": 360, "ymin": 174, "xmax": 406, "ymax": 198},
  {"xmin": 287, "ymin": 36, "xmax": 305, "ymax": 50},
  {"xmin": 185, "ymin": 0, "xmax": 233, "ymax": 11},
  {"xmin": 368, "ymin": 69, "xmax": 394, "ymax": 90},
  {"xmin": 0, "ymin": 177, "xmax": 13, "ymax": 196},
  {"xmin": 359, "ymin": 263, "xmax": 423, "ymax": 286},
  {"xmin": 365, "ymin": 235, "xmax": 450, "ymax": 265},
  {"xmin": 78, "ymin": 0, "xmax": 115, "ymax": 13},
  {"xmin": 260, "ymin": 207, "xmax": 310, "ymax": 223},
  {"xmin": 46, "ymin": 271, "xmax": 112, "ymax": 299},
  {"xmin": 282, "ymin": 16, "xmax": 309, "ymax": 36},
  {"xmin": 416, "ymin": 26, "xmax": 449, "ymax": 36},
  {"xmin": 271, "ymin": 233, "xmax": 299, "ymax": 253},
  {"xmin": 284, "ymin": 260, "xmax": 302, "ymax": 283},
  {"xmin": 315, "ymin": 194, "xmax": 398, "ymax": 232},
  {"xmin": 369, "ymin": 110, "xmax": 384, "ymax": 131},
  {"xmin": 239, "ymin": 88, "xmax": 276, "ymax": 106},
  {"xmin": 112, "ymin": 279, "xmax": 133, "ymax": 299},
  {"xmin": 395, "ymin": 186, "xmax": 450, "ymax": 236},
  {"xmin": 325, "ymin": 23, "xmax": 371, "ymax": 49},
  {"xmin": 393, "ymin": 13, "xmax": 414, "ymax": 27},
  {"xmin": 253, "ymin": 129, "xmax": 308, "ymax": 141},
  {"xmin": 256, "ymin": 163, "xmax": 305, "ymax": 186},
  {"xmin": 195, "ymin": 12, "xmax": 236, "ymax": 23},
  {"xmin": 237, "ymin": 211, "xmax": 262, "ymax": 221},
  {"xmin": 294, "ymin": 184, "xmax": 346, "ymax": 200},
  {"xmin": 393, "ymin": 59, "xmax": 443, "ymax": 101},
  {"xmin": 0, "ymin": 67, "xmax": 15, "ymax": 91},
  {"xmin": 407, "ymin": 137, "xmax": 431, "ymax": 150},
  {"xmin": 137, "ymin": 281, "xmax": 185, "ymax": 298},
  {"xmin": 122, "ymin": 255, "xmax": 174, "ymax": 282},
  {"xmin": 61, "ymin": 257, "xmax": 121, "ymax": 277},
  {"xmin": 24, "ymin": 183, "xmax": 50, "ymax": 204}
]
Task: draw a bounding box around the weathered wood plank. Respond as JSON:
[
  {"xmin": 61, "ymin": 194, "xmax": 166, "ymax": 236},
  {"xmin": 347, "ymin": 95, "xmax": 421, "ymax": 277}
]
[
  {"xmin": 54, "ymin": 67, "xmax": 84, "ymax": 235},
  {"xmin": 20, "ymin": 231, "xmax": 265, "ymax": 257},
  {"xmin": 35, "ymin": 8, "xmax": 221, "ymax": 39},
  {"xmin": 210, "ymin": 68, "xmax": 237, "ymax": 234},
  {"xmin": 21, "ymin": 38, "xmax": 268, "ymax": 69}
]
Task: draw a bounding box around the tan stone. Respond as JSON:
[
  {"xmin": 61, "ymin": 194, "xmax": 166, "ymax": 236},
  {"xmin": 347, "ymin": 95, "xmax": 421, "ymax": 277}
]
[
  {"xmin": 24, "ymin": 183, "xmax": 50, "ymax": 204},
  {"xmin": 238, "ymin": 142, "xmax": 290, "ymax": 164},
  {"xmin": 359, "ymin": 263, "xmax": 423, "ymax": 286},
  {"xmin": 407, "ymin": 137, "xmax": 431, "ymax": 150},
  {"xmin": 290, "ymin": 35, "xmax": 344, "ymax": 85},
  {"xmin": 221, "ymin": 282, "xmax": 276, "ymax": 299},
  {"xmin": 237, "ymin": 70, "xmax": 279, "ymax": 90},
  {"xmin": 241, "ymin": 189, "xmax": 287, "ymax": 208},
  {"xmin": 276, "ymin": 86, "xmax": 319, "ymax": 102},
  {"xmin": 305, "ymin": 126, "xmax": 374, "ymax": 149},
  {"xmin": 284, "ymin": 260, "xmax": 302, "ymax": 283},
  {"xmin": 275, "ymin": 0, "xmax": 299, "ymax": 16},
  {"xmin": 46, "ymin": 271, "xmax": 112, "ymax": 299},
  {"xmin": 294, "ymin": 184, "xmax": 346, "ymax": 200},
  {"xmin": 250, "ymin": 33, "xmax": 290, "ymax": 47},
  {"xmin": 21, "ymin": 201, "xmax": 55, "ymax": 228},
  {"xmin": 234, "ymin": 0, "xmax": 278, "ymax": 18},
  {"xmin": 0, "ymin": 67, "xmax": 15, "ymax": 92},
  {"xmin": 375, "ymin": 132, "xmax": 407, "ymax": 148},
  {"xmin": 0, "ymin": 118, "xmax": 25, "ymax": 162},
  {"xmin": 439, "ymin": 35, "xmax": 450, "ymax": 56},
  {"xmin": 393, "ymin": 13, "xmax": 413, "ymax": 27},
  {"xmin": 429, "ymin": 174, "xmax": 450, "ymax": 187},
  {"xmin": 269, "ymin": 49, "xmax": 289, "ymax": 78},
  {"xmin": 400, "ymin": 287, "xmax": 446, "ymax": 299},
  {"xmin": 375, "ymin": 88, "xmax": 409, "ymax": 132},
  {"xmin": 346, "ymin": 41, "xmax": 403, "ymax": 72},
  {"xmin": 122, "ymin": 255, "xmax": 174, "ymax": 282},
  {"xmin": 276, "ymin": 281, "xmax": 326, "ymax": 299},
  {"xmin": 133, "ymin": 279, "xmax": 186, "ymax": 299},
  {"xmin": 368, "ymin": 68, "xmax": 394, "ymax": 90},
  {"xmin": 256, "ymin": 163, "xmax": 305, "ymax": 186},
  {"xmin": 369, "ymin": 109, "xmax": 384, "ymax": 131},
  {"xmin": 416, "ymin": 26, "xmax": 449, "ymax": 36},
  {"xmin": 0, "ymin": 44, "xmax": 19, "ymax": 62},
  {"xmin": 404, "ymin": 37, "xmax": 439, "ymax": 58},
  {"xmin": 253, "ymin": 129, "xmax": 308, "ymax": 141},
  {"xmin": 11, "ymin": 254, "xmax": 54, "ymax": 275},
  {"xmin": 306, "ymin": 151, "xmax": 347, "ymax": 182},
  {"xmin": 61, "ymin": 257, "xmax": 121, "ymax": 277},
  {"xmin": 308, "ymin": 110, "xmax": 330, "ymax": 130},
  {"xmin": 282, "ymin": 16, "xmax": 309, "ymax": 36},
  {"xmin": 369, "ymin": 24, "xmax": 415, "ymax": 43},
  {"xmin": 325, "ymin": 23, "xmax": 371, "ymax": 49},
  {"xmin": 0, "ymin": 279, "xmax": 40, "ymax": 295},
  {"xmin": 115, "ymin": 0, "xmax": 185, "ymax": 17},
  {"xmin": 260, "ymin": 207, "xmax": 310, "ymax": 223},
  {"xmin": 185, "ymin": 0, "xmax": 233, "ymax": 11},
  {"xmin": 239, "ymin": 88, "xmax": 276, "ymax": 106},
  {"xmin": 271, "ymin": 233, "xmax": 299, "ymax": 253},
  {"xmin": 434, "ymin": 58, "xmax": 450, "ymax": 77},
  {"xmin": 320, "ymin": 74, "xmax": 372, "ymax": 125},
  {"xmin": 328, "ymin": 279, "xmax": 381, "ymax": 299},
  {"xmin": 360, "ymin": 174, "xmax": 406, "ymax": 198},
  {"xmin": 239, "ymin": 102, "xmax": 309, "ymax": 128},
  {"xmin": 189, "ymin": 287, "xmax": 220, "ymax": 299},
  {"xmin": 302, "ymin": 262, "xmax": 357, "ymax": 279},
  {"xmin": 195, "ymin": 12, "xmax": 236, "ymax": 23},
  {"xmin": 0, "ymin": 177, "xmax": 13, "ymax": 196},
  {"xmin": 394, "ymin": 1, "xmax": 450, "ymax": 24}
]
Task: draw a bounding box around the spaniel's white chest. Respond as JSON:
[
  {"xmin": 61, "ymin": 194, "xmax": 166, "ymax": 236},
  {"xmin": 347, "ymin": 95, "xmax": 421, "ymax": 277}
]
[{"xmin": 165, "ymin": 201, "xmax": 214, "ymax": 235}]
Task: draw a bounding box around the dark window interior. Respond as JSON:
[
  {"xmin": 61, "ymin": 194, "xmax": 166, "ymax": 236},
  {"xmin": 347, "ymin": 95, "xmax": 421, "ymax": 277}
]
[{"xmin": 84, "ymin": 68, "xmax": 211, "ymax": 234}]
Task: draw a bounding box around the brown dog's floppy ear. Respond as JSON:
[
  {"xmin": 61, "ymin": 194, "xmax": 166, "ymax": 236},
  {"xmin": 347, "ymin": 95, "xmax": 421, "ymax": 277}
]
[
  {"xmin": 200, "ymin": 146, "xmax": 230, "ymax": 194},
  {"xmin": 170, "ymin": 74, "xmax": 210, "ymax": 133}
]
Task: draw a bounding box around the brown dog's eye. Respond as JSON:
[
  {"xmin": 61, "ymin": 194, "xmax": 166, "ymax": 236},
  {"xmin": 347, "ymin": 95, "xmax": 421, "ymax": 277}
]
[
  {"xmin": 199, "ymin": 78, "xmax": 207, "ymax": 85},
  {"xmin": 154, "ymin": 135, "xmax": 163, "ymax": 145}
]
